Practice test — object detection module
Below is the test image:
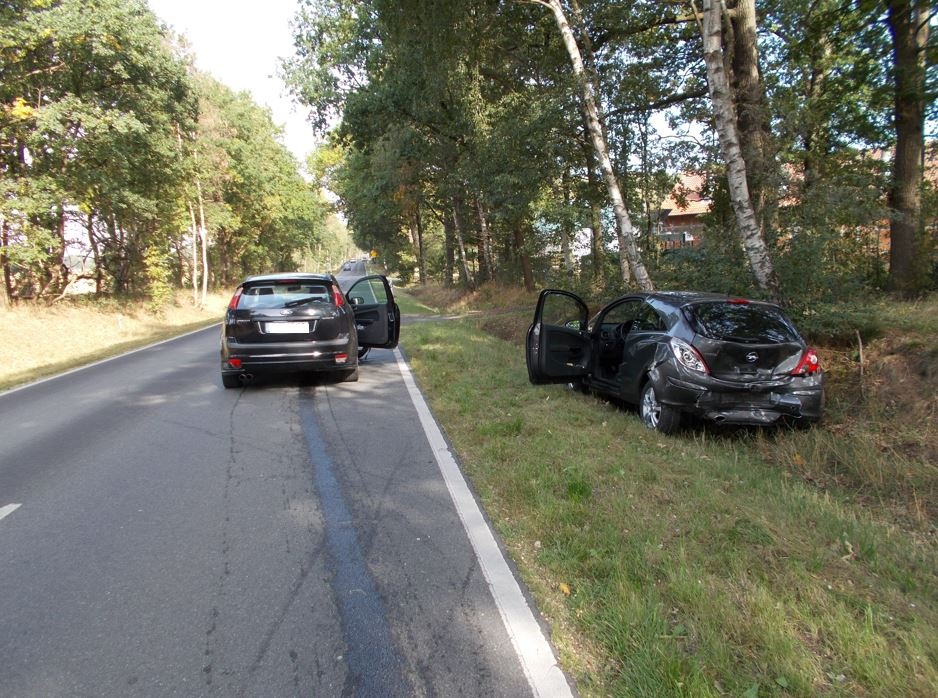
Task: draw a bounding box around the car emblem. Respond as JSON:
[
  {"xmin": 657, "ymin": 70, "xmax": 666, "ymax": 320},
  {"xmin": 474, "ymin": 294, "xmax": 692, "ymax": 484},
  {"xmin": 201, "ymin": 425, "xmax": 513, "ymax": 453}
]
[
  {"xmin": 746, "ymin": 352, "xmax": 758, "ymax": 363},
  {"xmin": 280, "ymin": 309, "xmax": 293, "ymax": 316}
]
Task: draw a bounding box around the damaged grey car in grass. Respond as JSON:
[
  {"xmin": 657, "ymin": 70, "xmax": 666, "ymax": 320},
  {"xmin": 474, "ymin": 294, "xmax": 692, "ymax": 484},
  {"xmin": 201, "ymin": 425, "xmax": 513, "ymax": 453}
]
[{"xmin": 526, "ymin": 289, "xmax": 824, "ymax": 434}]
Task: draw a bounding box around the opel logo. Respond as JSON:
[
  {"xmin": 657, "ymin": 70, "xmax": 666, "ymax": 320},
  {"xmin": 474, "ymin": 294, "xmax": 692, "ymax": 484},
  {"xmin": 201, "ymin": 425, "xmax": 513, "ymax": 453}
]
[
  {"xmin": 280, "ymin": 309, "xmax": 293, "ymax": 316},
  {"xmin": 746, "ymin": 352, "xmax": 758, "ymax": 363}
]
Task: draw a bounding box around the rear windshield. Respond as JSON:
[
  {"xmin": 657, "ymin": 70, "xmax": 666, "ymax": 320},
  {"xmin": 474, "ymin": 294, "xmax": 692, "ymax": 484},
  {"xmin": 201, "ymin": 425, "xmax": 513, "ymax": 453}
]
[
  {"xmin": 237, "ymin": 281, "xmax": 333, "ymax": 310},
  {"xmin": 684, "ymin": 302, "xmax": 800, "ymax": 343}
]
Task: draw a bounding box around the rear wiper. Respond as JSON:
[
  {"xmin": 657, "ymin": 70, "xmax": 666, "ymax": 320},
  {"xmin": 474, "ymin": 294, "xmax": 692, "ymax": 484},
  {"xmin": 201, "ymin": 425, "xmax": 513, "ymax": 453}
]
[
  {"xmin": 720, "ymin": 334, "xmax": 758, "ymax": 343},
  {"xmin": 284, "ymin": 296, "xmax": 326, "ymax": 308}
]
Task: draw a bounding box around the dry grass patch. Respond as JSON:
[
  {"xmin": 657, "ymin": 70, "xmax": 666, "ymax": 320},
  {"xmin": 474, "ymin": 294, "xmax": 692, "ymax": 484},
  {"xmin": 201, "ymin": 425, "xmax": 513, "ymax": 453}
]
[{"xmin": 1, "ymin": 292, "xmax": 226, "ymax": 390}]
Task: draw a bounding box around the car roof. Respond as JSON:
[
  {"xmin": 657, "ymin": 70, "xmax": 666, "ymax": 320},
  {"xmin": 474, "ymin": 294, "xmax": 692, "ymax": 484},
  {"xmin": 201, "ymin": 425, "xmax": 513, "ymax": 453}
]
[{"xmin": 240, "ymin": 273, "xmax": 334, "ymax": 285}]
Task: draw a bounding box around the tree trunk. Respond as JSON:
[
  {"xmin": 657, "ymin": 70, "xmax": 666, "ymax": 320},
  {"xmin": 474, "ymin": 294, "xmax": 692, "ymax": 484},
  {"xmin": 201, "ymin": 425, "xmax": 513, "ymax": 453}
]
[
  {"xmin": 188, "ymin": 201, "xmax": 199, "ymax": 306},
  {"xmin": 443, "ymin": 212, "xmax": 456, "ymax": 286},
  {"xmin": 196, "ymin": 180, "xmax": 209, "ymax": 307},
  {"xmin": 560, "ymin": 170, "xmax": 575, "ymax": 278},
  {"xmin": 86, "ymin": 212, "xmax": 103, "ymax": 295},
  {"xmin": 452, "ymin": 203, "xmax": 473, "ymax": 289},
  {"xmin": 542, "ymin": 0, "xmax": 653, "ymax": 291},
  {"xmin": 475, "ymin": 196, "xmax": 494, "ymax": 283},
  {"xmin": 699, "ymin": 0, "xmax": 782, "ymax": 302},
  {"xmin": 0, "ymin": 212, "xmax": 12, "ymax": 306},
  {"xmin": 886, "ymin": 0, "xmax": 930, "ymax": 296},
  {"xmin": 415, "ymin": 205, "xmax": 427, "ymax": 285},
  {"xmin": 514, "ymin": 226, "xmax": 535, "ymax": 292},
  {"xmin": 729, "ymin": 0, "xmax": 772, "ymax": 229}
]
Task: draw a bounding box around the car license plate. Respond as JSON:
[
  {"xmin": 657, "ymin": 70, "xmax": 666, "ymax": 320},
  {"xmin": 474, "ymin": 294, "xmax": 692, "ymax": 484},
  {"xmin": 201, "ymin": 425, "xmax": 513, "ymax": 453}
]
[{"xmin": 265, "ymin": 321, "xmax": 309, "ymax": 334}]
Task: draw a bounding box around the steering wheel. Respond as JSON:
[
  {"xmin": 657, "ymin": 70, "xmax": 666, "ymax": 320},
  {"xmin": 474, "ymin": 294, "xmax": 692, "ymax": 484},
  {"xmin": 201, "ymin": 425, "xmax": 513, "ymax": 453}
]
[{"xmin": 614, "ymin": 320, "xmax": 633, "ymax": 343}]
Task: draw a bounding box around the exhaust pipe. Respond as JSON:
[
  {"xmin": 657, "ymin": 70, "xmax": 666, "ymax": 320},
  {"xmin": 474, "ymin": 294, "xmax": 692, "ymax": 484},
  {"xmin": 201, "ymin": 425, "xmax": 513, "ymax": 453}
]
[{"xmin": 238, "ymin": 373, "xmax": 254, "ymax": 385}]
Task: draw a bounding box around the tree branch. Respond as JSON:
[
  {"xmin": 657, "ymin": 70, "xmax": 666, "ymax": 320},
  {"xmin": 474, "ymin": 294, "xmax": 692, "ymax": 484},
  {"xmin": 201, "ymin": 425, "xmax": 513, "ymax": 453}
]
[{"xmin": 607, "ymin": 88, "xmax": 709, "ymax": 117}]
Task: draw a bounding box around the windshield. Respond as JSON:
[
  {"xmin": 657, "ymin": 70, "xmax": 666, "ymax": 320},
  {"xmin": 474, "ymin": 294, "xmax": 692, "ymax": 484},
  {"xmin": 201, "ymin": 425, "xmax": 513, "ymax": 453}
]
[
  {"xmin": 684, "ymin": 302, "xmax": 800, "ymax": 344},
  {"xmin": 237, "ymin": 281, "xmax": 333, "ymax": 310}
]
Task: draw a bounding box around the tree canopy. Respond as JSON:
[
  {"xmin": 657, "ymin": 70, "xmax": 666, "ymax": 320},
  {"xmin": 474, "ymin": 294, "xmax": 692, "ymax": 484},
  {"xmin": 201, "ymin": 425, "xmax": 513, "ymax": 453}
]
[
  {"xmin": 284, "ymin": 0, "xmax": 937, "ymax": 302},
  {"xmin": 1, "ymin": 0, "xmax": 329, "ymax": 306}
]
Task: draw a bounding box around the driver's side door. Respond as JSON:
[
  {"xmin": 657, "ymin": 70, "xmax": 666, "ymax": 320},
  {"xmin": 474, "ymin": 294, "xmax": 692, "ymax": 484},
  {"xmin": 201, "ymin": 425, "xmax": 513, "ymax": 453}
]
[
  {"xmin": 346, "ymin": 275, "xmax": 400, "ymax": 349},
  {"xmin": 526, "ymin": 289, "xmax": 591, "ymax": 384}
]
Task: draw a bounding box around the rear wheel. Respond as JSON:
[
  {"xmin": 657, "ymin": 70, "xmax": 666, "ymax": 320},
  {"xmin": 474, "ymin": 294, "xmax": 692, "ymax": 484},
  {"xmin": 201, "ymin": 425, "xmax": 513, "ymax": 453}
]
[
  {"xmin": 640, "ymin": 382, "xmax": 681, "ymax": 434},
  {"xmin": 221, "ymin": 373, "xmax": 241, "ymax": 389}
]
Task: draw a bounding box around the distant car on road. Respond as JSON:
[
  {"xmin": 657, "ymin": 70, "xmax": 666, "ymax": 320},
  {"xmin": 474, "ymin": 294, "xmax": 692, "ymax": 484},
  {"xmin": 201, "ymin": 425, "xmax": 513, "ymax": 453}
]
[
  {"xmin": 526, "ymin": 290, "xmax": 824, "ymax": 433},
  {"xmin": 220, "ymin": 273, "xmax": 399, "ymax": 388}
]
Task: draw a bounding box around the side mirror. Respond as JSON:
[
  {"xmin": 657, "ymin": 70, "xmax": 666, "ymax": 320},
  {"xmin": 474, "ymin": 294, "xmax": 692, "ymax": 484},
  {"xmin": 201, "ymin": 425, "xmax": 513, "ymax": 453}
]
[{"xmin": 350, "ymin": 296, "xmax": 365, "ymax": 306}]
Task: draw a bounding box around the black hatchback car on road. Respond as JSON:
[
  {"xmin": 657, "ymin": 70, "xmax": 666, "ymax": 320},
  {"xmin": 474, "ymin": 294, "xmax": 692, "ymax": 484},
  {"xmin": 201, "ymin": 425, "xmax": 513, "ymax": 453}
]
[
  {"xmin": 220, "ymin": 273, "xmax": 399, "ymax": 388},
  {"xmin": 526, "ymin": 289, "xmax": 824, "ymax": 433}
]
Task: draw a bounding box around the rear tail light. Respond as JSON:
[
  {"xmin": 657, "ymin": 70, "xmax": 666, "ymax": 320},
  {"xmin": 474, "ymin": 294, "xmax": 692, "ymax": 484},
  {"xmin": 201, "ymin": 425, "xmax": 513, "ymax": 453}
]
[
  {"xmin": 332, "ymin": 284, "xmax": 345, "ymax": 307},
  {"xmin": 227, "ymin": 287, "xmax": 244, "ymax": 310},
  {"xmin": 334, "ymin": 353, "xmax": 348, "ymax": 365},
  {"xmin": 670, "ymin": 337, "xmax": 710, "ymax": 374},
  {"xmin": 728, "ymin": 298, "xmax": 749, "ymax": 305},
  {"xmin": 227, "ymin": 358, "xmax": 242, "ymax": 368},
  {"xmin": 791, "ymin": 347, "xmax": 821, "ymax": 376}
]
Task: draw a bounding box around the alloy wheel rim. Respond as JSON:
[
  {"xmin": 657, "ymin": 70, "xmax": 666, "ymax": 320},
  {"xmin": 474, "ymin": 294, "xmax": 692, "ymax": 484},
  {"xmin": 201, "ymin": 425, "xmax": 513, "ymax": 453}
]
[{"xmin": 642, "ymin": 386, "xmax": 660, "ymax": 428}]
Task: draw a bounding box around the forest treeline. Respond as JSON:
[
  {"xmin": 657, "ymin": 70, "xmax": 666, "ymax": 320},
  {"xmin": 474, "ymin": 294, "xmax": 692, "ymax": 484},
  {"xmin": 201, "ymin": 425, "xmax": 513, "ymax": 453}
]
[
  {"xmin": 3, "ymin": 1, "xmax": 934, "ymax": 308},
  {"xmin": 283, "ymin": 0, "xmax": 936, "ymax": 304},
  {"xmin": 1, "ymin": 0, "xmax": 332, "ymax": 307}
]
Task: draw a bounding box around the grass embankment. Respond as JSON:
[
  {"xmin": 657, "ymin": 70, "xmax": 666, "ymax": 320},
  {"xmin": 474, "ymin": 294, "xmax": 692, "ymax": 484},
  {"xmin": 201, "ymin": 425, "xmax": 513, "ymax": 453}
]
[
  {"xmin": 401, "ymin": 285, "xmax": 937, "ymax": 697},
  {"xmin": 1, "ymin": 292, "xmax": 227, "ymax": 391}
]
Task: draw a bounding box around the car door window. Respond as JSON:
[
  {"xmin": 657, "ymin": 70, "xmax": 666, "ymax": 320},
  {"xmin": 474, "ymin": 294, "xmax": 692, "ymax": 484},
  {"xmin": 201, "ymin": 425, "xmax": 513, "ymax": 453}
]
[
  {"xmin": 597, "ymin": 299, "xmax": 642, "ymax": 333},
  {"xmin": 348, "ymin": 277, "xmax": 386, "ymax": 305},
  {"xmin": 541, "ymin": 292, "xmax": 586, "ymax": 328},
  {"xmin": 632, "ymin": 303, "xmax": 666, "ymax": 332}
]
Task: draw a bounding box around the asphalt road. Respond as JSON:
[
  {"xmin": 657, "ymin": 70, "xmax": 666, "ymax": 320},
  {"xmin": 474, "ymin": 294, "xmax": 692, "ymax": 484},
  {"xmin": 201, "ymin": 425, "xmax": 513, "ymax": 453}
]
[{"xmin": 0, "ymin": 327, "xmax": 569, "ymax": 696}]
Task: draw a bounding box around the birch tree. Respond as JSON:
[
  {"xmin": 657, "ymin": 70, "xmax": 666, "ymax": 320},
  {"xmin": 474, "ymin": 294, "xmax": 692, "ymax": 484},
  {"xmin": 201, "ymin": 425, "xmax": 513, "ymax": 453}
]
[
  {"xmin": 696, "ymin": 0, "xmax": 782, "ymax": 302},
  {"xmin": 531, "ymin": 0, "xmax": 654, "ymax": 291}
]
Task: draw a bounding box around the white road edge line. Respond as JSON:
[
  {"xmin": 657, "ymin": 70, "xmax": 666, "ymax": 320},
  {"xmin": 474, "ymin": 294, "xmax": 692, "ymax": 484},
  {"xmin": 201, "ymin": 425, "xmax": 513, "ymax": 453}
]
[
  {"xmin": 393, "ymin": 348, "xmax": 573, "ymax": 698},
  {"xmin": 0, "ymin": 503, "xmax": 23, "ymax": 522},
  {"xmin": 0, "ymin": 323, "xmax": 220, "ymax": 398}
]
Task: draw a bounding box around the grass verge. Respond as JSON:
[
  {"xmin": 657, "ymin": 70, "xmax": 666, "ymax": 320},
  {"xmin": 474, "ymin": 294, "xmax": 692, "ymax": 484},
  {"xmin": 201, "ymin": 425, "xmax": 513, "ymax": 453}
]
[
  {"xmin": 400, "ymin": 310, "xmax": 937, "ymax": 697},
  {"xmin": 1, "ymin": 292, "xmax": 227, "ymax": 391}
]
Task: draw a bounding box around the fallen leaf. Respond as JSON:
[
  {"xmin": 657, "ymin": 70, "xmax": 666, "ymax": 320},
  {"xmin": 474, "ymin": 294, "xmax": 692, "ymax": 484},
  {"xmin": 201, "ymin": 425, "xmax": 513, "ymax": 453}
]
[
  {"xmin": 559, "ymin": 582, "xmax": 571, "ymax": 596},
  {"xmin": 793, "ymin": 453, "xmax": 806, "ymax": 466}
]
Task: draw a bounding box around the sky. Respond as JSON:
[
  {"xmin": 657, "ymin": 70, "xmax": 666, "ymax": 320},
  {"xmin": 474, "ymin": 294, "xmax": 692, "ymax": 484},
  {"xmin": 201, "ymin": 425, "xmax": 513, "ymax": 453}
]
[{"xmin": 147, "ymin": 0, "xmax": 316, "ymax": 163}]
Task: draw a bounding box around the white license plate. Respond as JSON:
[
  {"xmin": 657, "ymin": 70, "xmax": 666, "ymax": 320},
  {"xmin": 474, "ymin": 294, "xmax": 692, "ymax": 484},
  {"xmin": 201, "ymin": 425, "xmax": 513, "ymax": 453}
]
[{"xmin": 265, "ymin": 321, "xmax": 309, "ymax": 334}]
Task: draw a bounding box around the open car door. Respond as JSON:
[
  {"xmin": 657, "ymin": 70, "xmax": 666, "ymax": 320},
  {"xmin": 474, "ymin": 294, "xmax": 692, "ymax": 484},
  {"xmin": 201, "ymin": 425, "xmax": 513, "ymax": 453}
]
[
  {"xmin": 346, "ymin": 275, "xmax": 400, "ymax": 349},
  {"xmin": 526, "ymin": 289, "xmax": 591, "ymax": 385}
]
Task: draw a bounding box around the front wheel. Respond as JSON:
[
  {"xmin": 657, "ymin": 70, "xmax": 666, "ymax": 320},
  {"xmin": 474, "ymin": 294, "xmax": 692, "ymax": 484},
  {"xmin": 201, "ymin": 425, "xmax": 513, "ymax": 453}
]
[{"xmin": 640, "ymin": 382, "xmax": 682, "ymax": 435}]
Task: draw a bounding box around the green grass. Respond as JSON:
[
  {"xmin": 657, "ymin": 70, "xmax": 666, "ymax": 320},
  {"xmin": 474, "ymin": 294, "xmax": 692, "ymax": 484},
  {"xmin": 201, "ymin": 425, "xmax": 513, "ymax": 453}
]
[
  {"xmin": 400, "ymin": 315, "xmax": 938, "ymax": 697},
  {"xmin": 394, "ymin": 287, "xmax": 439, "ymax": 314}
]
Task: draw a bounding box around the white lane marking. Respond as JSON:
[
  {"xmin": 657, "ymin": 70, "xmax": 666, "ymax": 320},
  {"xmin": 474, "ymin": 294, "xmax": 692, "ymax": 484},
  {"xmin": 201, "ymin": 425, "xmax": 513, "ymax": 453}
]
[
  {"xmin": 393, "ymin": 348, "xmax": 573, "ymax": 698},
  {"xmin": 0, "ymin": 323, "xmax": 220, "ymax": 398},
  {"xmin": 0, "ymin": 504, "xmax": 22, "ymax": 522}
]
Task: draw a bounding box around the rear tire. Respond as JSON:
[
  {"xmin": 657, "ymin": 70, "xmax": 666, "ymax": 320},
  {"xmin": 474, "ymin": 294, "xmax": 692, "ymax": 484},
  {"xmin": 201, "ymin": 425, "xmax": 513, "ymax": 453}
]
[
  {"xmin": 221, "ymin": 373, "xmax": 241, "ymax": 389},
  {"xmin": 640, "ymin": 382, "xmax": 681, "ymax": 435}
]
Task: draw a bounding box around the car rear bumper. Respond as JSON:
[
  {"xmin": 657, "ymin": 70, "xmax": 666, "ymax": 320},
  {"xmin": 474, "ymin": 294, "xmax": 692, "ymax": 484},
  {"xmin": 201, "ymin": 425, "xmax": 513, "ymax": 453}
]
[
  {"xmin": 653, "ymin": 366, "xmax": 824, "ymax": 425},
  {"xmin": 221, "ymin": 337, "xmax": 356, "ymax": 374}
]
